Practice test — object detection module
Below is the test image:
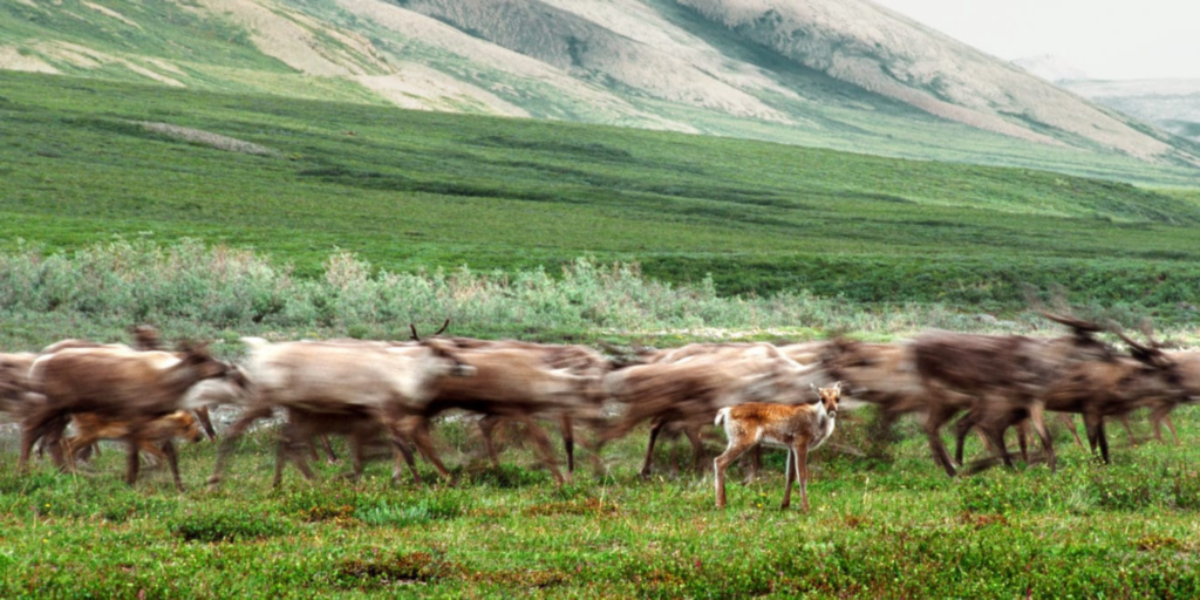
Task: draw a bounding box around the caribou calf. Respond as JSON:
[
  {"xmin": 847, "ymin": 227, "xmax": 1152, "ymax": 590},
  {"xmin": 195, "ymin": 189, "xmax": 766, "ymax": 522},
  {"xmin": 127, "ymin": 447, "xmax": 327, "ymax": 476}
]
[
  {"xmin": 713, "ymin": 382, "xmax": 841, "ymax": 511},
  {"xmin": 66, "ymin": 411, "xmax": 204, "ymax": 484}
]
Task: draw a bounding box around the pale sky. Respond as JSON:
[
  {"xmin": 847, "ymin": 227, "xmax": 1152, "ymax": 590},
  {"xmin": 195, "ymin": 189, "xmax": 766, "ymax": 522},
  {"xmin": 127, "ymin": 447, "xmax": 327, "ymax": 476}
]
[{"xmin": 871, "ymin": 0, "xmax": 1200, "ymax": 80}]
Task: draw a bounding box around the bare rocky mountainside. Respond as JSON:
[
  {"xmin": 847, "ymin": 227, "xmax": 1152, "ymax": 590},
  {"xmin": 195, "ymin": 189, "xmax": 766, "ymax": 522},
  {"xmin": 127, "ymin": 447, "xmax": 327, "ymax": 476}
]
[{"xmin": 2, "ymin": 0, "xmax": 1198, "ymax": 171}]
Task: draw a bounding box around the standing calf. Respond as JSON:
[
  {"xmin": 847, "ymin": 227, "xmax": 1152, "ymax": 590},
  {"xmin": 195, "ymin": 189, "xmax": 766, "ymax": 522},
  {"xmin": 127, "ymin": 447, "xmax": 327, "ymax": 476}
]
[{"xmin": 714, "ymin": 382, "xmax": 842, "ymax": 511}]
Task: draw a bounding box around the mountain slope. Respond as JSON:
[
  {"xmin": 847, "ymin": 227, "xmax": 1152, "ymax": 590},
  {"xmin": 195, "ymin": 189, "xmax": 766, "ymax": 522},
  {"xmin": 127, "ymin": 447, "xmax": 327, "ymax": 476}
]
[
  {"xmin": 673, "ymin": 0, "xmax": 1188, "ymax": 162},
  {"xmin": 1062, "ymin": 79, "xmax": 1200, "ymax": 144},
  {"xmin": 0, "ymin": 0, "xmax": 1198, "ymax": 180}
]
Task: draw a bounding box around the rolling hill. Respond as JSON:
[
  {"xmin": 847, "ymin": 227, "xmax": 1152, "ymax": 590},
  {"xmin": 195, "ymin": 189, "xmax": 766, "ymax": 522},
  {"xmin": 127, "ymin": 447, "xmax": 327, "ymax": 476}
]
[{"xmin": 1, "ymin": 0, "xmax": 1199, "ymax": 182}]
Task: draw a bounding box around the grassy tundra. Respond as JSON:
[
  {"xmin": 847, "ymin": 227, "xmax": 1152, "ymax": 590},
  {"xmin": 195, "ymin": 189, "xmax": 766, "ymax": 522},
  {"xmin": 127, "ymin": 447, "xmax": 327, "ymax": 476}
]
[
  {"xmin": 2, "ymin": 71, "xmax": 1200, "ymax": 597},
  {"xmin": 1, "ymin": 243, "xmax": 1199, "ymax": 597}
]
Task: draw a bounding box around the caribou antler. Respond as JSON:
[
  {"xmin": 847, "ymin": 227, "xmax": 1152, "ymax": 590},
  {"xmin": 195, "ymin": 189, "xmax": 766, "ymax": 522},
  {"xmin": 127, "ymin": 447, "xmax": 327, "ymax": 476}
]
[
  {"xmin": 1109, "ymin": 320, "xmax": 1170, "ymax": 368},
  {"xmin": 432, "ymin": 318, "xmax": 450, "ymax": 337},
  {"xmin": 129, "ymin": 324, "xmax": 164, "ymax": 351},
  {"xmin": 1037, "ymin": 310, "xmax": 1106, "ymax": 335},
  {"xmin": 1025, "ymin": 287, "xmax": 1104, "ymax": 335},
  {"xmin": 410, "ymin": 319, "xmax": 451, "ymax": 341},
  {"xmin": 1137, "ymin": 318, "xmax": 1164, "ymax": 349}
]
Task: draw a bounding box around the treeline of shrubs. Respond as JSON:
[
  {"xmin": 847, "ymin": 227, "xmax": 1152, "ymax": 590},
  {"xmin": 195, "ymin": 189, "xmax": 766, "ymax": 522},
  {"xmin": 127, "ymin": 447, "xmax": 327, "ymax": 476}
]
[
  {"xmin": 644, "ymin": 253, "xmax": 1200, "ymax": 321},
  {"xmin": 0, "ymin": 239, "xmax": 1190, "ymax": 352}
]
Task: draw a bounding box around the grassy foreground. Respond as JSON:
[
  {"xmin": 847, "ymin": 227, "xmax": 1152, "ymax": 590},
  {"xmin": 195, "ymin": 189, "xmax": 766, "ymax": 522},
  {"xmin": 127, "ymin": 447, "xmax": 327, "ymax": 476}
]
[{"xmin": 1, "ymin": 410, "xmax": 1199, "ymax": 598}]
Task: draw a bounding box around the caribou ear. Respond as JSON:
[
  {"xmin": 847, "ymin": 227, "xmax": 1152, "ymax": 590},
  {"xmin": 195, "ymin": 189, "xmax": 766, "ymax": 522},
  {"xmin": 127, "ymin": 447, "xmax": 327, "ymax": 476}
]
[
  {"xmin": 833, "ymin": 381, "xmax": 843, "ymax": 392},
  {"xmin": 811, "ymin": 382, "xmax": 820, "ymax": 395},
  {"xmin": 177, "ymin": 340, "xmax": 211, "ymax": 359}
]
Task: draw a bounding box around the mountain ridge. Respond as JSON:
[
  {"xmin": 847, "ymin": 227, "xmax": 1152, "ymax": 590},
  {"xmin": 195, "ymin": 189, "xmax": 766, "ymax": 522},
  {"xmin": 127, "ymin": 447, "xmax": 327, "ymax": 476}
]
[{"xmin": 1, "ymin": 0, "xmax": 1197, "ymax": 178}]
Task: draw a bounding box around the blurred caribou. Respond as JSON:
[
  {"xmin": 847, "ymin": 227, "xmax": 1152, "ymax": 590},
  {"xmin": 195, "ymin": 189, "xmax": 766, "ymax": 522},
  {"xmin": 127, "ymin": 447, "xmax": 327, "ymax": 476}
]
[
  {"xmin": 595, "ymin": 342, "xmax": 827, "ymax": 477},
  {"xmin": 18, "ymin": 341, "xmax": 229, "ymax": 489},
  {"xmin": 915, "ymin": 311, "xmax": 1116, "ymax": 475}
]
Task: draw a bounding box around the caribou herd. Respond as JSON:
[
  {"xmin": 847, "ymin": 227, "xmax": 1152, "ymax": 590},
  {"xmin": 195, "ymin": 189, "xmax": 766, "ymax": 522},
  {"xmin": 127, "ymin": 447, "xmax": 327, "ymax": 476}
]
[{"xmin": 1, "ymin": 312, "xmax": 1198, "ymax": 510}]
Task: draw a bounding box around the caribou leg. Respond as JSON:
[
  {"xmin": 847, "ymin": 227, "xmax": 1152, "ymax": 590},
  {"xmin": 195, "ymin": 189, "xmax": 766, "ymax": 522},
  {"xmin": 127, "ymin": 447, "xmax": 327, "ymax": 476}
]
[
  {"xmin": 161, "ymin": 439, "xmax": 184, "ymax": 492},
  {"xmin": 515, "ymin": 413, "xmax": 566, "ymax": 485},
  {"xmin": 18, "ymin": 409, "xmax": 69, "ymax": 473},
  {"xmin": 639, "ymin": 418, "xmax": 667, "ymax": 478},
  {"xmin": 478, "ymin": 415, "xmax": 504, "ymax": 470},
  {"xmin": 560, "ymin": 414, "xmax": 575, "ymax": 475},
  {"xmin": 208, "ymin": 405, "xmax": 273, "ymax": 488},
  {"xmin": 685, "ymin": 425, "xmax": 708, "ymax": 475},
  {"xmin": 1027, "ymin": 402, "xmax": 1056, "ymax": 473},
  {"xmin": 1083, "ymin": 412, "xmax": 1109, "ymax": 464},
  {"xmin": 1149, "ymin": 405, "xmax": 1179, "ymax": 445},
  {"xmin": 394, "ymin": 415, "xmax": 451, "ymax": 482},
  {"xmin": 1057, "ymin": 413, "xmax": 1085, "ymax": 448},
  {"xmin": 952, "ymin": 410, "xmax": 981, "ymax": 466},
  {"xmin": 194, "ymin": 406, "xmax": 218, "ymax": 440},
  {"xmin": 923, "ymin": 403, "xmax": 960, "ymax": 477},
  {"xmin": 1015, "ymin": 419, "xmax": 1030, "ymax": 464}
]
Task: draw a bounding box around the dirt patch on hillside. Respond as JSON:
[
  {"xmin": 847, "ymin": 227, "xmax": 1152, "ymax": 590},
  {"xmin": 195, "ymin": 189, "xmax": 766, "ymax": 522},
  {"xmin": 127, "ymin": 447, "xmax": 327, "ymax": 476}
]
[
  {"xmin": 356, "ymin": 66, "xmax": 529, "ymax": 115},
  {"xmin": 336, "ymin": 0, "xmax": 697, "ymax": 131},
  {"xmin": 0, "ymin": 46, "xmax": 59, "ymax": 74},
  {"xmin": 190, "ymin": 0, "xmax": 387, "ymax": 77},
  {"xmin": 82, "ymin": 2, "xmax": 142, "ymax": 29},
  {"xmin": 400, "ymin": 0, "xmax": 791, "ymax": 122},
  {"xmin": 26, "ymin": 41, "xmax": 184, "ymax": 86},
  {"xmin": 138, "ymin": 122, "xmax": 278, "ymax": 157}
]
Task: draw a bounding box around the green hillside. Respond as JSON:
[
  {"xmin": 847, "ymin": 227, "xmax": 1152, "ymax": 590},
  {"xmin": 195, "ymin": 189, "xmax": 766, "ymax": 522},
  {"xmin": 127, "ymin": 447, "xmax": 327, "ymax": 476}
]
[
  {"xmin": 3, "ymin": 72, "xmax": 1200, "ymax": 318},
  {"xmin": 4, "ymin": 0, "xmax": 1200, "ymax": 182}
]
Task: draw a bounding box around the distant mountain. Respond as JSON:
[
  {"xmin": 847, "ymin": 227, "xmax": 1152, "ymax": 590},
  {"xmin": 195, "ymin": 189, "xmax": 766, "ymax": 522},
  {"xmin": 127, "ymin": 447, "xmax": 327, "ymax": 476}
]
[
  {"xmin": 1012, "ymin": 54, "xmax": 1089, "ymax": 83},
  {"xmin": 1063, "ymin": 79, "xmax": 1200, "ymax": 143},
  {"xmin": 1, "ymin": 0, "xmax": 1197, "ymax": 174}
]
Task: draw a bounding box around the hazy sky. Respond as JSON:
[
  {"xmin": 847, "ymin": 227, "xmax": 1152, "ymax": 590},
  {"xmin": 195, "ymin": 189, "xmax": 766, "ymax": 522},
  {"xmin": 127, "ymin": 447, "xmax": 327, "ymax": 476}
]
[{"xmin": 871, "ymin": 0, "xmax": 1200, "ymax": 80}]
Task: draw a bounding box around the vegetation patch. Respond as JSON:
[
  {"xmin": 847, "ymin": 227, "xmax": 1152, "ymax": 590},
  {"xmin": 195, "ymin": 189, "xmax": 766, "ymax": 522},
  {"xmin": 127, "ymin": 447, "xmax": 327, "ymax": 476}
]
[
  {"xmin": 169, "ymin": 511, "xmax": 294, "ymax": 543},
  {"xmin": 354, "ymin": 496, "xmax": 463, "ymax": 527},
  {"xmin": 279, "ymin": 485, "xmax": 361, "ymax": 523},
  {"xmin": 522, "ymin": 497, "xmax": 619, "ymax": 517},
  {"xmin": 1136, "ymin": 534, "xmax": 1188, "ymax": 553},
  {"xmin": 461, "ymin": 463, "xmax": 552, "ymax": 488},
  {"xmin": 332, "ymin": 551, "xmax": 459, "ymax": 589}
]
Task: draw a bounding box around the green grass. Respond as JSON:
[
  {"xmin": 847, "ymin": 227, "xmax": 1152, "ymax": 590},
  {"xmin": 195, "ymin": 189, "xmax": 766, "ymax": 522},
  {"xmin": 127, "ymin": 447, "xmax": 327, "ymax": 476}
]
[
  {"xmin": 2, "ymin": 410, "xmax": 1200, "ymax": 598},
  {"xmin": 5, "ymin": 12, "xmax": 1200, "ymax": 597},
  {"xmin": 4, "ymin": 72, "xmax": 1200, "ymax": 318}
]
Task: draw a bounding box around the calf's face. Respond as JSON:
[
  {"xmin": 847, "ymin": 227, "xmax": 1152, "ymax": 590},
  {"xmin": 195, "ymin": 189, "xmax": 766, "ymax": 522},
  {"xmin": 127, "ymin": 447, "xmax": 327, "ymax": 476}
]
[
  {"xmin": 177, "ymin": 412, "xmax": 204, "ymax": 443},
  {"xmin": 811, "ymin": 381, "xmax": 842, "ymax": 417}
]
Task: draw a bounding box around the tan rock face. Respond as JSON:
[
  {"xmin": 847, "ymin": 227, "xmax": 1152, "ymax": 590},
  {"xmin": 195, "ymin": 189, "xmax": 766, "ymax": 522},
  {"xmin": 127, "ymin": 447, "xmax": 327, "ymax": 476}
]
[{"xmin": 676, "ymin": 0, "xmax": 1184, "ymax": 162}]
